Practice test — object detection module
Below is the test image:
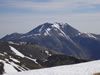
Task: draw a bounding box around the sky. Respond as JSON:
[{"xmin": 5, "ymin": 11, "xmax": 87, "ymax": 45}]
[{"xmin": 0, "ymin": 0, "xmax": 100, "ymax": 38}]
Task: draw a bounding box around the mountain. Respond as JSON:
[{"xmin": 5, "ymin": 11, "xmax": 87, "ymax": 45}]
[
  {"xmin": 0, "ymin": 42, "xmax": 88, "ymax": 74},
  {"xmin": 0, "ymin": 22, "xmax": 100, "ymax": 59}
]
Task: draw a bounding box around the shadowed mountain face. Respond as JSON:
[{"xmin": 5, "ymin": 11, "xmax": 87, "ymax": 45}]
[
  {"xmin": 0, "ymin": 42, "xmax": 88, "ymax": 74},
  {"xmin": 0, "ymin": 22, "xmax": 100, "ymax": 59}
]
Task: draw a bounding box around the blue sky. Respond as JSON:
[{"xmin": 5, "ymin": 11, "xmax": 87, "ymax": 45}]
[{"xmin": 0, "ymin": 0, "xmax": 100, "ymax": 38}]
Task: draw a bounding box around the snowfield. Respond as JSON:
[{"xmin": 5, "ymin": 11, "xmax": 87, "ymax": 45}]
[{"xmin": 4, "ymin": 60, "xmax": 100, "ymax": 75}]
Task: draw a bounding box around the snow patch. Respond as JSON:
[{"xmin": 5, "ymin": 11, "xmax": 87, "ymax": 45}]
[
  {"xmin": 10, "ymin": 57, "xmax": 20, "ymax": 63},
  {"xmin": 52, "ymin": 23, "xmax": 60, "ymax": 29},
  {"xmin": 0, "ymin": 53, "xmax": 4, "ymax": 56},
  {"xmin": 78, "ymin": 33, "xmax": 81, "ymax": 35},
  {"xmin": 47, "ymin": 28, "xmax": 51, "ymax": 31},
  {"xmin": 39, "ymin": 25, "xmax": 44, "ymax": 32},
  {"xmin": 10, "ymin": 62, "xmax": 27, "ymax": 71},
  {"xmin": 0, "ymin": 59, "xmax": 17, "ymax": 73},
  {"xmin": 25, "ymin": 57, "xmax": 38, "ymax": 64},
  {"xmin": 4, "ymin": 52, "xmax": 7, "ymax": 55},
  {"xmin": 44, "ymin": 28, "xmax": 51, "ymax": 36},
  {"xmin": 86, "ymin": 33, "xmax": 97, "ymax": 39},
  {"xmin": 52, "ymin": 23, "xmax": 71, "ymax": 40},
  {"xmin": 8, "ymin": 41, "xmax": 27, "ymax": 45},
  {"xmin": 58, "ymin": 33, "xmax": 65, "ymax": 37},
  {"xmin": 77, "ymin": 32, "xmax": 97, "ymax": 39},
  {"xmin": 45, "ymin": 51, "xmax": 52, "ymax": 56},
  {"xmin": 9, "ymin": 46, "xmax": 24, "ymax": 57},
  {"xmin": 20, "ymin": 35, "xmax": 34, "ymax": 38},
  {"xmin": 29, "ymin": 55, "xmax": 32, "ymax": 57},
  {"xmin": 44, "ymin": 32, "xmax": 48, "ymax": 36},
  {"xmin": 34, "ymin": 34, "xmax": 41, "ymax": 36},
  {"xmin": 8, "ymin": 41, "xmax": 15, "ymax": 44}
]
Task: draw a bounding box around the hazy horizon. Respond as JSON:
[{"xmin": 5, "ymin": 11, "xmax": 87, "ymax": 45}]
[{"xmin": 0, "ymin": 0, "xmax": 100, "ymax": 38}]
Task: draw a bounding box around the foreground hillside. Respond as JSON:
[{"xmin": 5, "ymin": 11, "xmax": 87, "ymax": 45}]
[
  {"xmin": 0, "ymin": 42, "xmax": 87, "ymax": 74},
  {"xmin": 4, "ymin": 60, "xmax": 100, "ymax": 75}
]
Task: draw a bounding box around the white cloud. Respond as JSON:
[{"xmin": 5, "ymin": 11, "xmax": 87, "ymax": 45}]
[
  {"xmin": 0, "ymin": 0, "xmax": 100, "ymax": 38},
  {"xmin": 1, "ymin": 0, "xmax": 100, "ymax": 11}
]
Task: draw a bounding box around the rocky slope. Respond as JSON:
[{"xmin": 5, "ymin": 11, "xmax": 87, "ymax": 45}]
[{"xmin": 0, "ymin": 42, "xmax": 88, "ymax": 74}]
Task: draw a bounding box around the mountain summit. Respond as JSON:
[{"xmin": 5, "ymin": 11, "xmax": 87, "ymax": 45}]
[
  {"xmin": 27, "ymin": 22, "xmax": 80, "ymax": 37},
  {"xmin": 0, "ymin": 22, "xmax": 100, "ymax": 59}
]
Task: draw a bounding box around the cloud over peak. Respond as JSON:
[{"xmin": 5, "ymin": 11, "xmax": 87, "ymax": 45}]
[
  {"xmin": 0, "ymin": 0, "xmax": 100, "ymax": 37},
  {"xmin": 0, "ymin": 0, "xmax": 100, "ymax": 12}
]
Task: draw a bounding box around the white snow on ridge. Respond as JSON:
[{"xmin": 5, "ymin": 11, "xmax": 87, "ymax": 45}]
[
  {"xmin": 4, "ymin": 60, "xmax": 100, "ymax": 75},
  {"xmin": 9, "ymin": 46, "xmax": 24, "ymax": 57},
  {"xmin": 52, "ymin": 23, "xmax": 60, "ymax": 29},
  {"xmin": 77, "ymin": 32, "xmax": 97, "ymax": 39},
  {"xmin": 86, "ymin": 33, "xmax": 97, "ymax": 39},
  {"xmin": 25, "ymin": 56, "xmax": 38, "ymax": 64},
  {"xmin": 9, "ymin": 46, "xmax": 38, "ymax": 64},
  {"xmin": 10, "ymin": 57, "xmax": 20, "ymax": 63}
]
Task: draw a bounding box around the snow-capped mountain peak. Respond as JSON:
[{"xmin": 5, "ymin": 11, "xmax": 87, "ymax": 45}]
[
  {"xmin": 26, "ymin": 22, "xmax": 71, "ymax": 37},
  {"xmin": 1, "ymin": 22, "xmax": 100, "ymax": 60}
]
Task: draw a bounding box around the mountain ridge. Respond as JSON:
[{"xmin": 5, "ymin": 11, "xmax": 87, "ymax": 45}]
[{"xmin": 0, "ymin": 22, "xmax": 100, "ymax": 59}]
